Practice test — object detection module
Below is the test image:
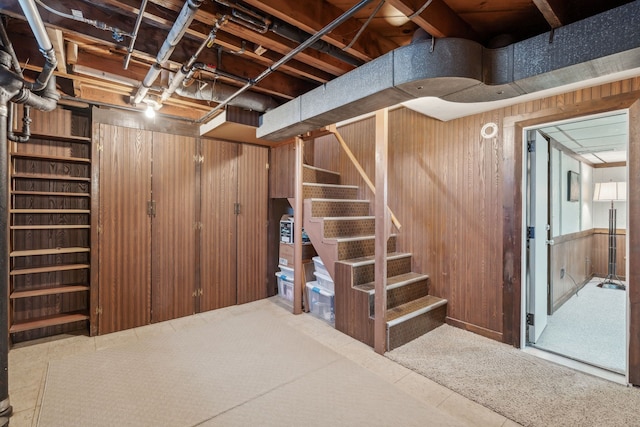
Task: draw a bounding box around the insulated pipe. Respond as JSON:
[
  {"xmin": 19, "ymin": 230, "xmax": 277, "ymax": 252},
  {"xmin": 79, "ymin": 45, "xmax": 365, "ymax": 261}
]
[
  {"xmin": 270, "ymin": 20, "xmax": 362, "ymax": 67},
  {"xmin": 175, "ymin": 80, "xmax": 277, "ymax": 112},
  {"xmin": 17, "ymin": 0, "xmax": 57, "ymax": 92},
  {"xmin": 197, "ymin": 0, "xmax": 375, "ymax": 124},
  {"xmin": 132, "ymin": 0, "xmax": 204, "ymax": 105},
  {"xmin": 160, "ymin": 16, "xmax": 227, "ymax": 103}
]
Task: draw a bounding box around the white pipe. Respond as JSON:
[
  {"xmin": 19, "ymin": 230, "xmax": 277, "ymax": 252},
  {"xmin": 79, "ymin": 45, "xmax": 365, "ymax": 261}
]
[
  {"xmin": 132, "ymin": 0, "xmax": 203, "ymax": 105},
  {"xmin": 17, "ymin": 0, "xmax": 52, "ymax": 52}
]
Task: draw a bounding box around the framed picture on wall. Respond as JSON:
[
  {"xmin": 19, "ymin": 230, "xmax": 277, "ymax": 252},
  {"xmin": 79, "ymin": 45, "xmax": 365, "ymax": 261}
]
[{"xmin": 568, "ymin": 171, "xmax": 580, "ymax": 202}]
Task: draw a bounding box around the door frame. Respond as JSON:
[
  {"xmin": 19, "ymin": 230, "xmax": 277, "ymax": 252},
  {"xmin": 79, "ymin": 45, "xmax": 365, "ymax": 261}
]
[
  {"xmin": 501, "ymin": 91, "xmax": 640, "ymax": 385},
  {"xmin": 524, "ymin": 130, "xmax": 551, "ymax": 344}
]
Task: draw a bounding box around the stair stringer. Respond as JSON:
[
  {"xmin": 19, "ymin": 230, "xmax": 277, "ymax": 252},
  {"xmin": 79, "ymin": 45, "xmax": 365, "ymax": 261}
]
[{"xmin": 303, "ymin": 199, "xmax": 338, "ymax": 279}]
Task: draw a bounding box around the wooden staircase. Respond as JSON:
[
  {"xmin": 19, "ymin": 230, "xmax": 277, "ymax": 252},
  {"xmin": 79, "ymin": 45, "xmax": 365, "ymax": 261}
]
[{"xmin": 302, "ymin": 164, "xmax": 447, "ymax": 351}]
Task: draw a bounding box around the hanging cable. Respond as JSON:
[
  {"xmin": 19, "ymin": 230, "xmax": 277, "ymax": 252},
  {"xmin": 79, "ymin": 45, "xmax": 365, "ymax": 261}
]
[
  {"xmin": 343, "ymin": 0, "xmax": 385, "ymax": 51},
  {"xmin": 408, "ymin": 0, "xmax": 433, "ymax": 19},
  {"xmin": 34, "ymin": 0, "xmax": 133, "ymax": 42}
]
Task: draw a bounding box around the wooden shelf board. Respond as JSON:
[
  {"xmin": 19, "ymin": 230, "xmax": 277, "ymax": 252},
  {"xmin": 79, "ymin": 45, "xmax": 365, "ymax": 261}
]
[
  {"xmin": 12, "ymin": 173, "xmax": 90, "ymax": 182},
  {"xmin": 10, "ymin": 209, "xmax": 90, "ymax": 214},
  {"xmin": 10, "ymin": 247, "xmax": 90, "ymax": 257},
  {"xmin": 9, "ymin": 312, "xmax": 89, "ymax": 333},
  {"xmin": 11, "ymin": 190, "xmax": 90, "ymax": 197},
  {"xmin": 10, "ymin": 152, "xmax": 90, "ymax": 163},
  {"xmin": 10, "ymin": 263, "xmax": 90, "ymax": 275},
  {"xmin": 28, "ymin": 133, "xmax": 91, "ymax": 143},
  {"xmin": 11, "ymin": 285, "xmax": 90, "ymax": 299},
  {"xmin": 10, "ymin": 225, "xmax": 90, "ymax": 230}
]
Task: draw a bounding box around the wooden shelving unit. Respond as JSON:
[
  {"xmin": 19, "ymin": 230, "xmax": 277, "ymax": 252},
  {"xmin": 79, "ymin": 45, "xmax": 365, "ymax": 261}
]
[{"xmin": 8, "ymin": 106, "xmax": 92, "ymax": 342}]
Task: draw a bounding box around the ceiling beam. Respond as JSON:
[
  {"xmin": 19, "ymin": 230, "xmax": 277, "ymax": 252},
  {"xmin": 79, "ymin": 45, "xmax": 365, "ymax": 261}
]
[
  {"xmin": 531, "ymin": 0, "xmax": 568, "ymax": 28},
  {"xmin": 99, "ymin": 0, "xmax": 334, "ymax": 83},
  {"xmin": 386, "ymin": 0, "xmax": 478, "ymax": 40},
  {"xmin": 241, "ymin": 0, "xmax": 399, "ymax": 62}
]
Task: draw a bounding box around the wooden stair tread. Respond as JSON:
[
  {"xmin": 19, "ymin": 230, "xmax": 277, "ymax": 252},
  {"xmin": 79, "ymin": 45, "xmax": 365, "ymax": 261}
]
[
  {"xmin": 303, "ymin": 164, "xmax": 340, "ymax": 176},
  {"xmin": 10, "ymin": 312, "xmax": 89, "ymax": 333},
  {"xmin": 321, "ymin": 216, "xmax": 374, "ymax": 221},
  {"xmin": 337, "ymin": 252, "xmax": 412, "ymax": 267},
  {"xmin": 386, "ymin": 295, "xmax": 447, "ymax": 324},
  {"xmin": 308, "ymin": 198, "xmax": 369, "ymax": 203},
  {"xmin": 330, "ymin": 233, "xmax": 397, "ymax": 243},
  {"xmin": 10, "ymin": 209, "xmax": 90, "ymax": 214},
  {"xmin": 11, "ymin": 285, "xmax": 90, "ymax": 299},
  {"xmin": 355, "ymin": 272, "xmax": 430, "ymax": 293},
  {"xmin": 303, "ymin": 183, "xmax": 358, "ymax": 189},
  {"xmin": 11, "ymin": 190, "xmax": 90, "ymax": 197}
]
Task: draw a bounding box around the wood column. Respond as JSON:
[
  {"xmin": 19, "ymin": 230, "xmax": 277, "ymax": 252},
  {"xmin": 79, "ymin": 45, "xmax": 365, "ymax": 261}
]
[
  {"xmin": 628, "ymin": 99, "xmax": 640, "ymax": 385},
  {"xmin": 374, "ymin": 108, "xmax": 389, "ymax": 354},
  {"xmin": 293, "ymin": 136, "xmax": 304, "ymax": 314}
]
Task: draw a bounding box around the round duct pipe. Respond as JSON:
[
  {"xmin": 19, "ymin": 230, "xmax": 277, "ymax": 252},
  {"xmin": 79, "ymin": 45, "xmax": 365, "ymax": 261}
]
[{"xmin": 175, "ymin": 80, "xmax": 277, "ymax": 112}]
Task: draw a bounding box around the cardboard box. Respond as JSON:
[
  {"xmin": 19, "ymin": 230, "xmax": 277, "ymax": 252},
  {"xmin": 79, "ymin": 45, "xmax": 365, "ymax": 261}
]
[{"xmin": 278, "ymin": 242, "xmax": 316, "ymax": 266}]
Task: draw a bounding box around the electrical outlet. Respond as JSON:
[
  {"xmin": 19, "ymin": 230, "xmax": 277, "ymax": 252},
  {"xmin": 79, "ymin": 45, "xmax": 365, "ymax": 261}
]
[{"xmin": 560, "ymin": 267, "xmax": 565, "ymax": 279}]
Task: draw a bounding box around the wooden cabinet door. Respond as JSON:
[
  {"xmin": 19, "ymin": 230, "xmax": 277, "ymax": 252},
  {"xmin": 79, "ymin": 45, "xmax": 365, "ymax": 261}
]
[
  {"xmin": 200, "ymin": 139, "xmax": 238, "ymax": 311},
  {"xmin": 98, "ymin": 124, "xmax": 152, "ymax": 334},
  {"xmin": 237, "ymin": 144, "xmax": 269, "ymax": 304},
  {"xmin": 151, "ymin": 133, "xmax": 198, "ymax": 322}
]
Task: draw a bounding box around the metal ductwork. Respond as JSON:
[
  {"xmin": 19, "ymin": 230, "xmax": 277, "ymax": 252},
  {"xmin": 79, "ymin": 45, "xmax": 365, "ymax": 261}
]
[
  {"xmin": 132, "ymin": 0, "xmax": 204, "ymax": 105},
  {"xmin": 175, "ymin": 80, "xmax": 277, "ymax": 112},
  {"xmin": 257, "ymin": 1, "xmax": 640, "ymax": 141}
]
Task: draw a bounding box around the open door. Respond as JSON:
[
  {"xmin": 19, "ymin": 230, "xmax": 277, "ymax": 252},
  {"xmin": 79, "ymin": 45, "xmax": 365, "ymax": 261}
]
[{"xmin": 527, "ymin": 130, "xmax": 550, "ymax": 343}]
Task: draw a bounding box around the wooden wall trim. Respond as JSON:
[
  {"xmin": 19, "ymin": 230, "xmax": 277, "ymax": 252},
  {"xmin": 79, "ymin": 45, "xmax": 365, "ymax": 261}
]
[
  {"xmin": 502, "ymin": 123, "xmax": 522, "ymax": 347},
  {"xmin": 446, "ymin": 317, "xmax": 503, "ymax": 342},
  {"xmin": 504, "ymin": 89, "xmax": 640, "ymax": 350},
  {"xmin": 627, "ymin": 99, "xmax": 640, "ymax": 385},
  {"xmin": 92, "ymin": 107, "xmax": 198, "ymax": 137},
  {"xmin": 552, "ymin": 229, "xmax": 594, "ymax": 245}
]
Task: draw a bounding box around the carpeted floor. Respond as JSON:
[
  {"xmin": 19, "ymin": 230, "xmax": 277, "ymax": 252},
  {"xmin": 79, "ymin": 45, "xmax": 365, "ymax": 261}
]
[
  {"xmin": 38, "ymin": 304, "xmax": 467, "ymax": 427},
  {"xmin": 535, "ymin": 278, "xmax": 626, "ymax": 372},
  {"xmin": 387, "ymin": 324, "xmax": 640, "ymax": 427}
]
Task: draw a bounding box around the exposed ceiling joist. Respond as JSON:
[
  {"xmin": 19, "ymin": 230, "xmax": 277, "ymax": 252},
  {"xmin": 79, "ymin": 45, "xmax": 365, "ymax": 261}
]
[
  {"xmin": 241, "ymin": 0, "xmax": 398, "ymax": 62},
  {"xmin": 386, "ymin": 0, "xmax": 478, "ymax": 39},
  {"xmin": 532, "ymin": 0, "xmax": 568, "ymax": 28}
]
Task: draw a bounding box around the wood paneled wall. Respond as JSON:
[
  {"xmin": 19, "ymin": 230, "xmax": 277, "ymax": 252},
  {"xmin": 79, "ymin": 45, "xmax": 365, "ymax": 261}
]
[
  {"xmin": 549, "ymin": 231, "xmax": 592, "ymax": 313},
  {"xmin": 309, "ymin": 77, "xmax": 640, "ymax": 344},
  {"xmin": 591, "ymin": 230, "xmax": 626, "ymax": 279}
]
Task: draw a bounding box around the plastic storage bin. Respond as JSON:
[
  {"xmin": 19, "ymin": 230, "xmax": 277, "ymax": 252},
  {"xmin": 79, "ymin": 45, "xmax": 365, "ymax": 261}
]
[
  {"xmin": 306, "ymin": 281, "xmax": 335, "ymax": 325},
  {"xmin": 313, "ymin": 271, "xmax": 334, "ymax": 293},
  {"xmin": 275, "ymin": 272, "xmax": 294, "ymax": 305},
  {"xmin": 312, "ymin": 256, "xmax": 329, "ymax": 277}
]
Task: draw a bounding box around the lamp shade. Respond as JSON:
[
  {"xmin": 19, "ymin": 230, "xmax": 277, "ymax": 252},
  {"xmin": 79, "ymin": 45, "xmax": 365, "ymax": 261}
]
[{"xmin": 594, "ymin": 181, "xmax": 627, "ymax": 202}]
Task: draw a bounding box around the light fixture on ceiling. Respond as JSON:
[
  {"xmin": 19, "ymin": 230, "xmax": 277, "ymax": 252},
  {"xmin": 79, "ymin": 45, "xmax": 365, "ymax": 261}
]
[
  {"xmin": 593, "ymin": 181, "xmax": 627, "ymax": 290},
  {"xmin": 143, "ymin": 97, "xmax": 161, "ymax": 119},
  {"xmin": 145, "ymin": 104, "xmax": 155, "ymax": 118}
]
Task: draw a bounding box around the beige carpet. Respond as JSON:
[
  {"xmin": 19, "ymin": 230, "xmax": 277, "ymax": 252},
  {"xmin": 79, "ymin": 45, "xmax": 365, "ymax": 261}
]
[
  {"xmin": 38, "ymin": 304, "xmax": 465, "ymax": 427},
  {"xmin": 387, "ymin": 324, "xmax": 640, "ymax": 427}
]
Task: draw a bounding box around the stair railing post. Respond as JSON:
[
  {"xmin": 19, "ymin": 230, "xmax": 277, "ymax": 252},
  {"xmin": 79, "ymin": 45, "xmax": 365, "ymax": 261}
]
[
  {"xmin": 293, "ymin": 136, "xmax": 304, "ymax": 314},
  {"xmin": 374, "ymin": 108, "xmax": 389, "ymax": 354}
]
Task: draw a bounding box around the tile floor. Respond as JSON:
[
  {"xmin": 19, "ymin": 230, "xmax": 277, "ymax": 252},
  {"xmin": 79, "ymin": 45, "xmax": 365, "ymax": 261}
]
[{"xmin": 8, "ymin": 298, "xmax": 520, "ymax": 427}]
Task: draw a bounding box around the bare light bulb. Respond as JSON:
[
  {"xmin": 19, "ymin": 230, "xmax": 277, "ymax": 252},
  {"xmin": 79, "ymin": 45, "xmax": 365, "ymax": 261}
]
[{"xmin": 145, "ymin": 104, "xmax": 156, "ymax": 118}]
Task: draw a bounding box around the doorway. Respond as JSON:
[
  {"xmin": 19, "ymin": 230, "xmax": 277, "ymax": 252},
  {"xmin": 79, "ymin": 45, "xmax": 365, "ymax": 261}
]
[{"xmin": 523, "ymin": 111, "xmax": 629, "ymax": 376}]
